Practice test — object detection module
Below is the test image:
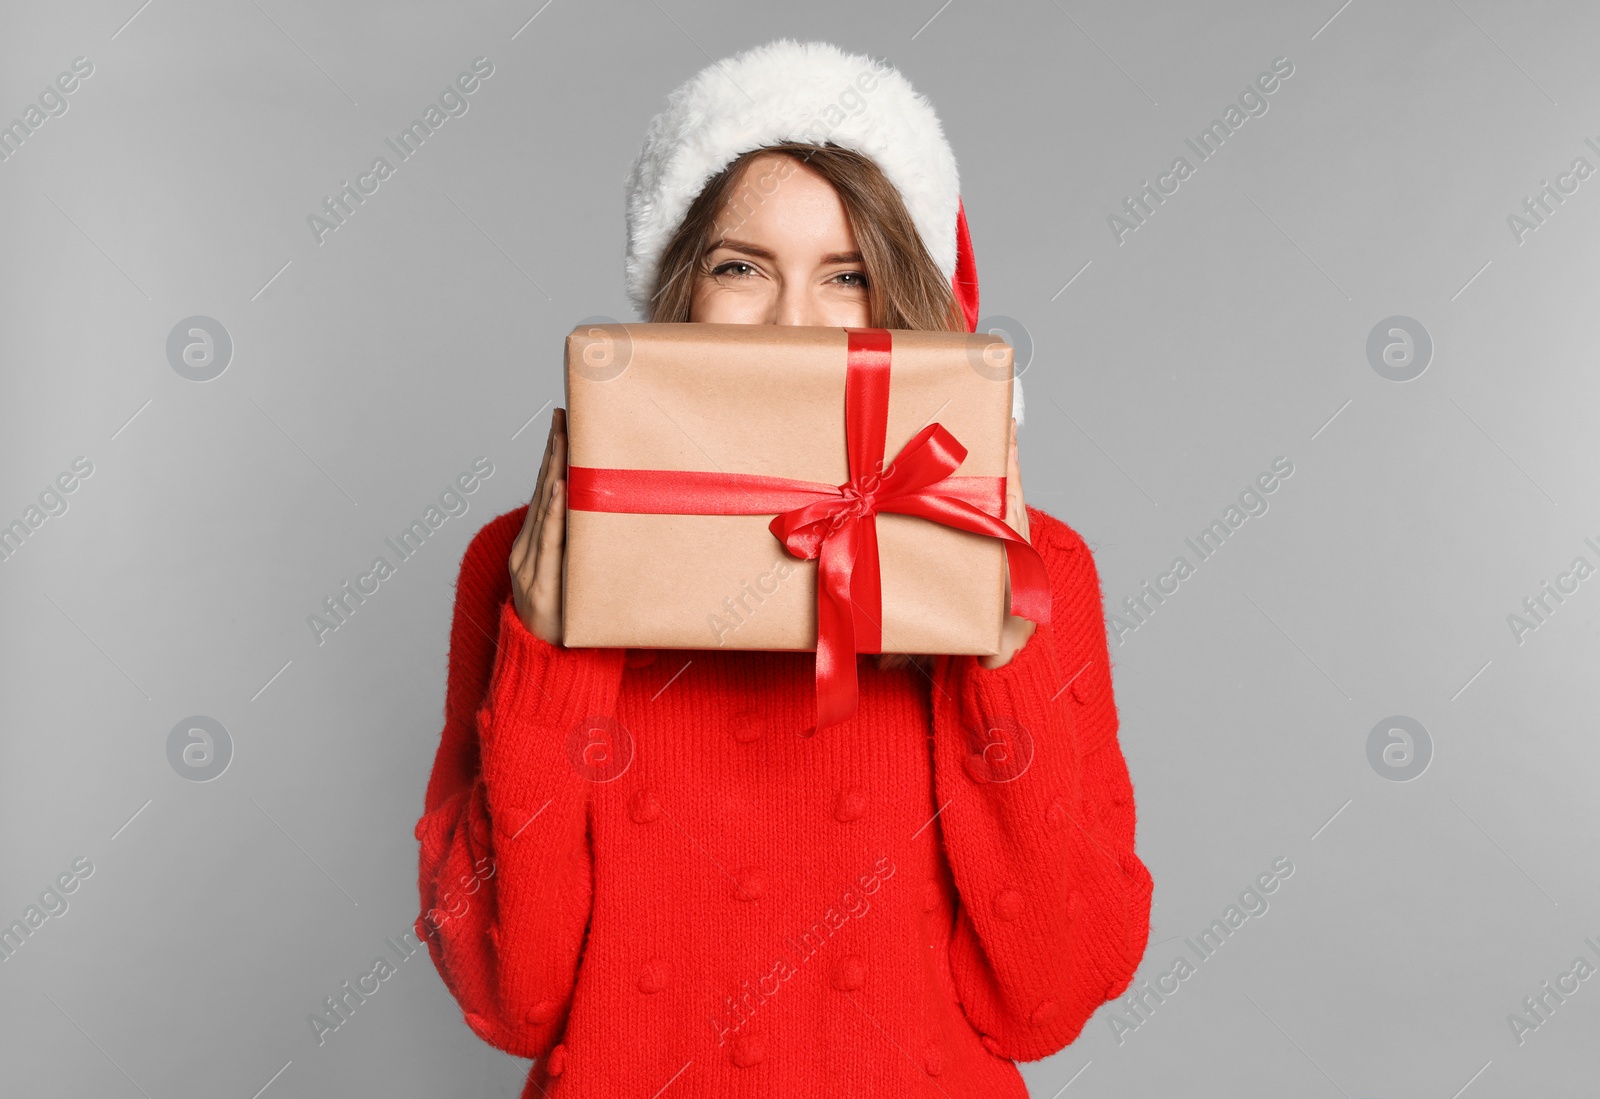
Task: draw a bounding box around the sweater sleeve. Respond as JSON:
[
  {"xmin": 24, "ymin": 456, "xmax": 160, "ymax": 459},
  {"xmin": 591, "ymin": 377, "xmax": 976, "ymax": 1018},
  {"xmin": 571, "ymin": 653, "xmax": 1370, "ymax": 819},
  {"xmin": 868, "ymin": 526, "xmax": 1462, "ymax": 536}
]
[
  {"xmin": 413, "ymin": 507, "xmax": 627, "ymax": 1060},
  {"xmin": 930, "ymin": 507, "xmax": 1153, "ymax": 1060}
]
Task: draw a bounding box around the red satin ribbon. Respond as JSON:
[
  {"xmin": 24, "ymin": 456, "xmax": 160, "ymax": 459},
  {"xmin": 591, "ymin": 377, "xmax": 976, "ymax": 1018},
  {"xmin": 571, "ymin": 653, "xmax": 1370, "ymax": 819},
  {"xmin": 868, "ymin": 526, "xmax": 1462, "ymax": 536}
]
[{"xmin": 566, "ymin": 327, "xmax": 1051, "ymax": 730}]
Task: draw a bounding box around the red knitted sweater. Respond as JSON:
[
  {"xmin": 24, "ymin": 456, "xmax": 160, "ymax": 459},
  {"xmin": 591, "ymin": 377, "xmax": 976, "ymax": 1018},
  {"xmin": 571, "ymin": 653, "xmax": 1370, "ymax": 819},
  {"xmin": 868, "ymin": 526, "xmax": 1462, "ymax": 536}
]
[{"xmin": 414, "ymin": 502, "xmax": 1152, "ymax": 1096}]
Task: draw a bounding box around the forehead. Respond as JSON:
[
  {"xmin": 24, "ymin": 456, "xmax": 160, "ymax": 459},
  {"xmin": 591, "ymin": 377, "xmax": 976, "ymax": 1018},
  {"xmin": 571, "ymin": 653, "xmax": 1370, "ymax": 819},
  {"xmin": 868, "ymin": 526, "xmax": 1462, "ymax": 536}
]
[{"xmin": 708, "ymin": 153, "xmax": 853, "ymax": 242}]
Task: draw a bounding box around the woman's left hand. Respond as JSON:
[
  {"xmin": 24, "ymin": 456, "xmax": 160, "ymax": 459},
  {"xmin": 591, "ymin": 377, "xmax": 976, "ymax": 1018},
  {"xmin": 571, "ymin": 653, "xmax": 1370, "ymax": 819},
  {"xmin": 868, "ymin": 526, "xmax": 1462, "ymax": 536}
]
[{"xmin": 979, "ymin": 417, "xmax": 1039, "ymax": 670}]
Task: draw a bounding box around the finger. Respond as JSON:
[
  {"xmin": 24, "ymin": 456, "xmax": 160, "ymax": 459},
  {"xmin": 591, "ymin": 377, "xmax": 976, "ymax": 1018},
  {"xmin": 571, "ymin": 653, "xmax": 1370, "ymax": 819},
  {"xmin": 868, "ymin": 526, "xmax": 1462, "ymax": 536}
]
[
  {"xmin": 1008, "ymin": 418, "xmax": 1031, "ymax": 542},
  {"xmin": 512, "ymin": 429, "xmax": 556, "ymax": 573},
  {"xmin": 534, "ymin": 408, "xmax": 563, "ymax": 522},
  {"xmin": 1017, "ymin": 438, "xmax": 1030, "ymax": 547},
  {"xmin": 553, "ymin": 408, "xmax": 568, "ymax": 481},
  {"xmin": 533, "ymin": 411, "xmax": 567, "ymax": 553},
  {"xmin": 528, "ymin": 408, "xmax": 567, "ymax": 560},
  {"xmin": 533, "ymin": 408, "xmax": 556, "ymax": 501},
  {"xmin": 517, "ymin": 408, "xmax": 559, "ymax": 533},
  {"xmin": 532, "ymin": 478, "xmax": 567, "ymax": 608},
  {"xmin": 511, "ymin": 495, "xmax": 535, "ymax": 567},
  {"xmin": 1003, "ymin": 419, "xmax": 1022, "ymax": 528},
  {"xmin": 538, "ymin": 409, "xmax": 569, "ymax": 522}
]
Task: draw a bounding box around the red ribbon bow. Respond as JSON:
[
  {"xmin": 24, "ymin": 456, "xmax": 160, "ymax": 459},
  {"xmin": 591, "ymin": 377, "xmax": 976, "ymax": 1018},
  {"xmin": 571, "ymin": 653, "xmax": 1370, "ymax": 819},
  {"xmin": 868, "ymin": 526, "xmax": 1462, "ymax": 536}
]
[{"xmin": 566, "ymin": 327, "xmax": 1050, "ymax": 730}]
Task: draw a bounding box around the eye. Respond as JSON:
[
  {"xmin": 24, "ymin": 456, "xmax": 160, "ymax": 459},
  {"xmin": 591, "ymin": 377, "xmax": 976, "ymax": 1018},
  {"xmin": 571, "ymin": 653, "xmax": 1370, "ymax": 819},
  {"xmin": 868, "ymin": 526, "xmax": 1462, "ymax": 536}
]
[
  {"xmin": 710, "ymin": 260, "xmax": 757, "ymax": 279},
  {"xmin": 833, "ymin": 271, "xmax": 870, "ymax": 289}
]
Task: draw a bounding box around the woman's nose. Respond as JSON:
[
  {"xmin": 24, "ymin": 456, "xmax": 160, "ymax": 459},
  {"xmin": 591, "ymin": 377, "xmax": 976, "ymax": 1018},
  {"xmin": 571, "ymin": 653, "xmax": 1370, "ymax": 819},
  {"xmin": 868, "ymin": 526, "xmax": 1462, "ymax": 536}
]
[{"xmin": 773, "ymin": 280, "xmax": 816, "ymax": 327}]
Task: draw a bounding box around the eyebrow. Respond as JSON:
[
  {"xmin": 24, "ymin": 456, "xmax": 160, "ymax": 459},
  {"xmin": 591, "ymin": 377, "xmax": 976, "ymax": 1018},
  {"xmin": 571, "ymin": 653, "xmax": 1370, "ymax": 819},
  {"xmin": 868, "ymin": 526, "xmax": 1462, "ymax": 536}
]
[{"xmin": 707, "ymin": 237, "xmax": 863, "ymax": 265}]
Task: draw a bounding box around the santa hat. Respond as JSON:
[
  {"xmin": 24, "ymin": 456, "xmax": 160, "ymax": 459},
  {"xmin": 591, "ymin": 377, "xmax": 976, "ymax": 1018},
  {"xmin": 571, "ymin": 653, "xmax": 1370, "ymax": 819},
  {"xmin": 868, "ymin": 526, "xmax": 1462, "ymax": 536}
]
[{"xmin": 623, "ymin": 38, "xmax": 1023, "ymax": 426}]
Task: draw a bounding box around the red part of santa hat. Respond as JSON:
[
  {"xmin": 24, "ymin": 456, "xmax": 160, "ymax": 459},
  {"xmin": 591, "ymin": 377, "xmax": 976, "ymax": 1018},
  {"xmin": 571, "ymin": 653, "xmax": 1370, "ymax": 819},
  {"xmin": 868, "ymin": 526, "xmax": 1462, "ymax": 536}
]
[
  {"xmin": 953, "ymin": 196, "xmax": 979, "ymax": 332},
  {"xmin": 624, "ymin": 38, "xmax": 1020, "ymax": 424}
]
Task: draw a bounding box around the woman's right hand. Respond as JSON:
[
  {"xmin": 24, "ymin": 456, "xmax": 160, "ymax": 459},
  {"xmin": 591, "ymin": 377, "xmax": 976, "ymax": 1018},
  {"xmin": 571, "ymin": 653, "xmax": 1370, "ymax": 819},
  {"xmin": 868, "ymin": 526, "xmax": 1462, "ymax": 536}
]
[{"xmin": 508, "ymin": 407, "xmax": 567, "ymax": 645}]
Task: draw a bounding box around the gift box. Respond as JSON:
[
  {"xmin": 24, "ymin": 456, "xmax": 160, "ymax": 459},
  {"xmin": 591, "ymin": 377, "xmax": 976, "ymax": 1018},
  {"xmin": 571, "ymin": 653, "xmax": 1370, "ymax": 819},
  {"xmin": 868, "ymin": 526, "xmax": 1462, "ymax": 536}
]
[{"xmin": 560, "ymin": 322, "xmax": 1049, "ymax": 727}]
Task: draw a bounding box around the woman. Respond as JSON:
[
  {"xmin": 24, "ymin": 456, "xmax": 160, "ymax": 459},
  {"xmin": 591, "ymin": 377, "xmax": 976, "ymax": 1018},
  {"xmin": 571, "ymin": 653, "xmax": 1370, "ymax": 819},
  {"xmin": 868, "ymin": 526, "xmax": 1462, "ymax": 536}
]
[{"xmin": 415, "ymin": 38, "xmax": 1151, "ymax": 1097}]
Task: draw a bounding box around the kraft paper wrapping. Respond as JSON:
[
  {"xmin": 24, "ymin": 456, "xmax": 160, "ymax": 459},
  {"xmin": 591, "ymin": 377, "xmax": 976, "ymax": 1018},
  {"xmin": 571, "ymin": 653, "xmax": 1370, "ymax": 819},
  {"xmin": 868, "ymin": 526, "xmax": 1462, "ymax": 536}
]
[{"xmin": 560, "ymin": 322, "xmax": 1016, "ymax": 655}]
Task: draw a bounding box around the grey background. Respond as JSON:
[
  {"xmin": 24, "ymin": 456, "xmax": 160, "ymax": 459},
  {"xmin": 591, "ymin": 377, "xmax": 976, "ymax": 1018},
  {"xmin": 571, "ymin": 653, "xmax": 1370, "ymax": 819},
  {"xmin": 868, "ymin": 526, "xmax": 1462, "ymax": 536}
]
[{"xmin": 2, "ymin": 0, "xmax": 1597, "ymax": 1095}]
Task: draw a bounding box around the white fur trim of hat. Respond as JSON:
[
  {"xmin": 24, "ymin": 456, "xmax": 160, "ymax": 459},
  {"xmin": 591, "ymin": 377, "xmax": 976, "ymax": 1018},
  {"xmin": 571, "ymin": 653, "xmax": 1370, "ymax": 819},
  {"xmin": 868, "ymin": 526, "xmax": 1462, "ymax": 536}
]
[{"xmin": 622, "ymin": 37, "xmax": 1024, "ymax": 426}]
